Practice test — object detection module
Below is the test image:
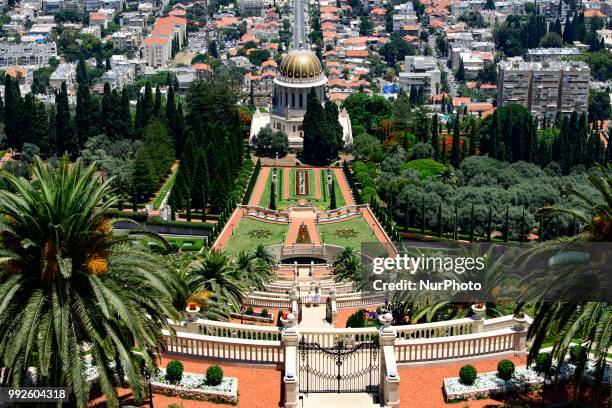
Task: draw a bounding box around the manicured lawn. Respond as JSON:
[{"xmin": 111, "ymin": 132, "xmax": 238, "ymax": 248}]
[
  {"xmin": 223, "ymin": 217, "xmax": 288, "ymax": 255},
  {"xmin": 257, "ymin": 168, "xmax": 346, "ymax": 210},
  {"xmin": 317, "ymin": 216, "xmax": 379, "ymax": 249}
]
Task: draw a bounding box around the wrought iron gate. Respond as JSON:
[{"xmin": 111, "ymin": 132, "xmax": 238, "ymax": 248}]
[{"xmin": 298, "ymin": 337, "xmax": 379, "ymax": 394}]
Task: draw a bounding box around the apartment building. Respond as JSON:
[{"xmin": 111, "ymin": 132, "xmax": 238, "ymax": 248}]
[
  {"xmin": 399, "ymin": 55, "xmax": 441, "ymax": 97},
  {"xmin": 49, "ymin": 62, "xmax": 76, "ymax": 89},
  {"xmin": 143, "ymin": 15, "xmax": 187, "ymax": 67},
  {"xmin": 526, "ymin": 47, "xmax": 581, "ymax": 61},
  {"xmin": 237, "ymin": 0, "xmax": 268, "ymax": 17},
  {"xmin": 497, "ymin": 57, "xmax": 591, "ymax": 118},
  {"xmin": 0, "ymin": 41, "xmax": 57, "ymax": 68}
]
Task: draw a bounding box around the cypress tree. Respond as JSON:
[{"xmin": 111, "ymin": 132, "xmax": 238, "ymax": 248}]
[
  {"xmin": 3, "ymin": 75, "xmax": 23, "ymax": 148},
  {"xmin": 420, "ymin": 196, "xmax": 425, "ymax": 234},
  {"xmin": 490, "ymin": 110, "xmax": 499, "ymax": 159},
  {"xmin": 441, "ymin": 134, "xmax": 447, "ymax": 164},
  {"xmin": 486, "ymin": 206, "xmax": 492, "ymax": 242},
  {"xmin": 404, "ymin": 202, "xmax": 410, "ymax": 232},
  {"xmin": 453, "ymin": 200, "xmax": 458, "ymax": 240},
  {"xmin": 269, "ymin": 181, "xmax": 276, "ymax": 210},
  {"xmin": 143, "ymin": 82, "xmax": 154, "ymax": 124},
  {"xmin": 503, "ymin": 205, "xmax": 509, "ymax": 243},
  {"xmin": 132, "ymin": 185, "xmax": 138, "ymax": 212},
  {"xmin": 76, "ymin": 56, "xmax": 88, "ymax": 85},
  {"xmin": 451, "ymin": 115, "xmax": 461, "ymax": 167},
  {"xmin": 120, "ymin": 88, "xmax": 132, "ymax": 139},
  {"xmin": 330, "ymin": 180, "xmax": 337, "ymax": 210},
  {"xmin": 456, "ymin": 59, "xmax": 465, "ymax": 81},
  {"xmin": 431, "ymin": 114, "xmax": 440, "ymax": 161},
  {"xmin": 436, "ymin": 202, "xmax": 442, "ymax": 237},
  {"xmin": 302, "ymin": 88, "xmax": 330, "ymax": 165},
  {"xmin": 468, "ymin": 122, "xmax": 477, "ymax": 156},
  {"xmin": 153, "ymin": 86, "xmax": 162, "ymax": 117},
  {"xmin": 520, "ymin": 207, "xmax": 526, "ymax": 242},
  {"xmin": 55, "ymin": 82, "xmax": 74, "ymax": 157},
  {"xmin": 468, "ymin": 203, "xmax": 475, "ymax": 242}
]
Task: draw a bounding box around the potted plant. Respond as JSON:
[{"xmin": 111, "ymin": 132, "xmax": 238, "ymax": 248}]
[{"xmin": 471, "ymin": 302, "xmax": 486, "ymax": 320}]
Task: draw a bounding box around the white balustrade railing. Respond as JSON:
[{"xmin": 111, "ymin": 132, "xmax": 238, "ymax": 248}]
[
  {"xmin": 300, "ymin": 327, "xmax": 379, "ymax": 347},
  {"xmin": 242, "ymin": 294, "xmax": 290, "ymax": 308},
  {"xmin": 335, "ymin": 292, "xmax": 386, "ymax": 308},
  {"xmin": 170, "ymin": 318, "xmax": 282, "ymax": 341},
  {"xmin": 395, "ymin": 318, "xmax": 477, "ymax": 340},
  {"xmin": 394, "ymin": 328, "xmax": 523, "ymax": 363},
  {"xmin": 162, "ymin": 330, "xmax": 284, "ymax": 364}
]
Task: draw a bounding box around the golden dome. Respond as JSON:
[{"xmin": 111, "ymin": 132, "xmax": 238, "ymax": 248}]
[{"xmin": 278, "ymin": 50, "xmax": 323, "ymax": 80}]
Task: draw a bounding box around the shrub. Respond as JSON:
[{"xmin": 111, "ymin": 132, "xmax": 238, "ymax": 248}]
[
  {"xmin": 261, "ymin": 308, "xmax": 269, "ymax": 318},
  {"xmin": 165, "ymin": 360, "xmax": 184, "ymax": 384},
  {"xmin": 497, "ymin": 359, "xmax": 515, "ymax": 380},
  {"xmin": 205, "ymin": 365, "xmax": 224, "ymax": 386},
  {"xmin": 276, "ymin": 310, "xmax": 284, "ymax": 327},
  {"xmin": 534, "ymin": 352, "xmax": 551, "ymax": 372},
  {"xmin": 403, "ymin": 159, "xmax": 446, "ymax": 178},
  {"xmin": 246, "ymin": 306, "xmax": 254, "ymax": 315},
  {"xmin": 459, "ymin": 365, "xmax": 477, "ymax": 385},
  {"xmin": 376, "ymin": 307, "xmax": 383, "ymax": 315},
  {"xmin": 570, "ymin": 345, "xmax": 586, "ymax": 365},
  {"xmin": 346, "ymin": 309, "xmax": 367, "ymax": 328}
]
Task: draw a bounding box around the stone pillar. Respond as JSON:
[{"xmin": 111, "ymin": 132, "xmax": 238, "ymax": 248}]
[
  {"xmin": 470, "ymin": 304, "xmax": 486, "ymax": 332},
  {"xmin": 310, "ymin": 260, "xmax": 314, "ymax": 276},
  {"xmin": 328, "ymin": 288, "xmax": 337, "ymax": 324},
  {"xmin": 289, "ymin": 288, "xmax": 299, "ymax": 317},
  {"xmin": 379, "ymin": 313, "xmax": 400, "ymax": 408},
  {"xmin": 282, "ymin": 313, "xmax": 299, "ymax": 408},
  {"xmin": 294, "ymin": 261, "xmax": 298, "ymax": 276}
]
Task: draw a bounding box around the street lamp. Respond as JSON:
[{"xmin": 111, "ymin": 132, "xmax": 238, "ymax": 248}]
[{"xmin": 141, "ymin": 362, "xmax": 154, "ymax": 408}]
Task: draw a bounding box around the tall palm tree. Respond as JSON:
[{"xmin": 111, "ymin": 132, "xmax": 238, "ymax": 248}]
[
  {"xmin": 527, "ymin": 165, "xmax": 612, "ymax": 403},
  {"xmin": 0, "ymin": 157, "xmax": 179, "ymax": 407}
]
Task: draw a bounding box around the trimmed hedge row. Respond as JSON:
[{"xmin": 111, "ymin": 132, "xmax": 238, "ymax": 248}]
[
  {"xmin": 242, "ymin": 158, "xmax": 262, "ymax": 205},
  {"xmin": 104, "ymin": 209, "xmax": 148, "ymax": 222},
  {"xmin": 149, "ymin": 216, "xmax": 214, "ymax": 230}
]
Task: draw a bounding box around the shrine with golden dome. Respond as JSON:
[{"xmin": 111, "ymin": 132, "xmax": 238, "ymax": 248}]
[{"xmin": 250, "ymin": 49, "xmax": 352, "ymax": 150}]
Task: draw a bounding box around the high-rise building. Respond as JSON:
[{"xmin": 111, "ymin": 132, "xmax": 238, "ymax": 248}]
[{"xmin": 497, "ymin": 57, "xmax": 590, "ymax": 119}]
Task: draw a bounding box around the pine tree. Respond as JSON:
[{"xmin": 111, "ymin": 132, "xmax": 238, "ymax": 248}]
[
  {"xmin": 431, "ymin": 114, "xmax": 440, "ymax": 161},
  {"xmin": 451, "ymin": 115, "xmax": 461, "ymax": 167}
]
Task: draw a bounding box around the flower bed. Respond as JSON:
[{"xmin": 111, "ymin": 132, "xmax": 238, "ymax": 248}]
[
  {"xmin": 151, "ymin": 368, "xmax": 238, "ymax": 403},
  {"xmin": 444, "ymin": 361, "xmax": 610, "ymax": 402}
]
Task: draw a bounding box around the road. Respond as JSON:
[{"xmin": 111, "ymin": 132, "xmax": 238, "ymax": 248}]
[
  {"xmin": 292, "ymin": 0, "xmax": 306, "ymax": 49},
  {"xmin": 428, "ymin": 33, "xmax": 458, "ymax": 97}
]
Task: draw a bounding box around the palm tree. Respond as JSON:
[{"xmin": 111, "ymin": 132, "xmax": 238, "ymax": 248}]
[
  {"xmin": 0, "ymin": 157, "xmax": 179, "ymax": 407},
  {"xmin": 537, "ymin": 165, "xmax": 612, "ymax": 242},
  {"xmin": 527, "ymin": 166, "xmax": 612, "ymax": 403},
  {"xmin": 332, "ymin": 247, "xmax": 361, "ymax": 282},
  {"xmin": 186, "ymin": 250, "xmax": 248, "ymax": 311}
]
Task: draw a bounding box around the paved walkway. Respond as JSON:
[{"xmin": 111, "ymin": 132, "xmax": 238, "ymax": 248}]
[
  {"xmin": 314, "ymin": 168, "xmax": 321, "ymax": 199},
  {"xmin": 298, "ymin": 305, "xmax": 330, "ymax": 328},
  {"xmin": 301, "ymin": 393, "xmax": 379, "ymax": 407},
  {"xmin": 248, "ymin": 166, "xmax": 270, "ymax": 206},
  {"xmin": 333, "ymin": 167, "xmax": 354, "ymax": 206},
  {"xmin": 283, "ymin": 167, "xmax": 290, "ymax": 199},
  {"xmin": 285, "ymin": 209, "xmax": 321, "ymax": 246}
]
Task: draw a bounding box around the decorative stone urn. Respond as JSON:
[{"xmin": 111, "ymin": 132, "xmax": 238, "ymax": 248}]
[
  {"xmin": 471, "ymin": 303, "xmax": 486, "ymax": 320},
  {"xmin": 378, "ymin": 312, "xmax": 393, "ymax": 328},
  {"xmin": 185, "ymin": 303, "xmax": 200, "ymax": 322},
  {"xmin": 281, "ymin": 312, "xmax": 297, "ymax": 328},
  {"xmin": 513, "ymin": 312, "xmax": 527, "ymax": 331}
]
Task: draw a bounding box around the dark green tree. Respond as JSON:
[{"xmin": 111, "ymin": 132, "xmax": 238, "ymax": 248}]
[{"xmin": 451, "ymin": 115, "xmax": 461, "ymax": 167}]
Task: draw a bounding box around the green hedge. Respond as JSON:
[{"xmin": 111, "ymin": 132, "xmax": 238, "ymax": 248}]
[
  {"xmin": 104, "ymin": 209, "xmax": 148, "ymax": 222},
  {"xmin": 242, "ymin": 158, "xmax": 262, "ymax": 204},
  {"xmin": 148, "ymin": 216, "xmax": 214, "ymax": 230}
]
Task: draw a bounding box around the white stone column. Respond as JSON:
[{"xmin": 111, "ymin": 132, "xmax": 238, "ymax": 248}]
[
  {"xmin": 470, "ymin": 304, "xmax": 486, "ymax": 332},
  {"xmin": 328, "ymin": 288, "xmax": 337, "ymax": 324},
  {"xmin": 289, "ymin": 288, "xmax": 299, "ymax": 317},
  {"xmin": 282, "ymin": 313, "xmax": 299, "ymax": 408},
  {"xmin": 379, "ymin": 313, "xmax": 400, "ymax": 408}
]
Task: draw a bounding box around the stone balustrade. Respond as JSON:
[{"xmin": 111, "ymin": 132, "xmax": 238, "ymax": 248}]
[
  {"xmin": 394, "ymin": 327, "xmax": 525, "ymax": 363},
  {"xmin": 162, "ymin": 330, "xmax": 284, "ymax": 364}
]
